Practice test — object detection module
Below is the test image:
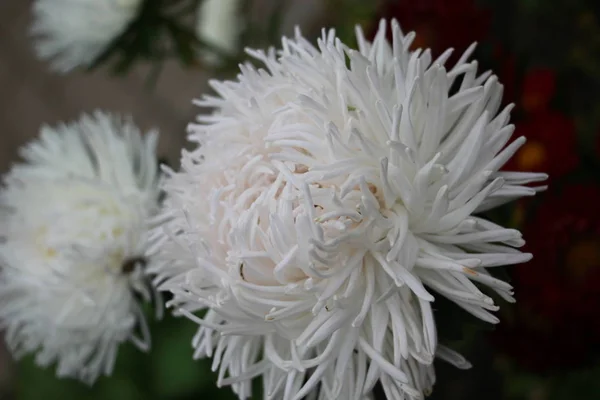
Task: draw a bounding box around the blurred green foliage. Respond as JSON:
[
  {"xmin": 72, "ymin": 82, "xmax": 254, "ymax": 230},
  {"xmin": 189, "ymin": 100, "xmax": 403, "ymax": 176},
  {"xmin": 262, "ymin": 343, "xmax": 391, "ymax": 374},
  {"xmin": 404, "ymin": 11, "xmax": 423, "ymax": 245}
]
[{"xmin": 15, "ymin": 313, "xmax": 238, "ymax": 400}]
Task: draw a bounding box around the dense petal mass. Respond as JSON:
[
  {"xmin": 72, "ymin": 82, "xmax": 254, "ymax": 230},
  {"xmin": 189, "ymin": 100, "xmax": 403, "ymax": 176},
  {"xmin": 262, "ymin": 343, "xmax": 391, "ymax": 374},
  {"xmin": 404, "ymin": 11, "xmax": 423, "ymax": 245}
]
[
  {"xmin": 31, "ymin": 0, "xmax": 141, "ymax": 72},
  {"xmin": 151, "ymin": 20, "xmax": 546, "ymax": 400},
  {"xmin": 0, "ymin": 111, "xmax": 162, "ymax": 384}
]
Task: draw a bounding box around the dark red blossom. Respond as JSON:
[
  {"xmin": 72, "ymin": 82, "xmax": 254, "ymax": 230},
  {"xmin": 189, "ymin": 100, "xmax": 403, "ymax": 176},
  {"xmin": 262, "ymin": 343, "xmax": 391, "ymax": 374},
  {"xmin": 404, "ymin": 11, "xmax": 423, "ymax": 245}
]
[
  {"xmin": 493, "ymin": 184, "xmax": 600, "ymax": 371},
  {"xmin": 370, "ymin": 0, "xmax": 491, "ymax": 63},
  {"xmin": 504, "ymin": 111, "xmax": 578, "ymax": 179},
  {"xmin": 521, "ymin": 68, "xmax": 557, "ymax": 114}
]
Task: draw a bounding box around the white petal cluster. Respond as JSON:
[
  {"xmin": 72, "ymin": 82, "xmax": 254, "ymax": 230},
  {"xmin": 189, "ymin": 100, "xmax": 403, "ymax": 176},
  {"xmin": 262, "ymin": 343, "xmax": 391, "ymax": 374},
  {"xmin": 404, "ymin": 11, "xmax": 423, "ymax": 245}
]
[
  {"xmin": 0, "ymin": 112, "xmax": 162, "ymax": 384},
  {"xmin": 31, "ymin": 0, "xmax": 142, "ymax": 72},
  {"xmin": 151, "ymin": 20, "xmax": 546, "ymax": 400}
]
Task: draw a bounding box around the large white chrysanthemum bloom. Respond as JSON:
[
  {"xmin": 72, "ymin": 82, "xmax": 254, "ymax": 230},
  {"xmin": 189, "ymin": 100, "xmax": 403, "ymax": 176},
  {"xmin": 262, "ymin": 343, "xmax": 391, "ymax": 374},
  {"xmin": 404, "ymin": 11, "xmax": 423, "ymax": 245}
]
[
  {"xmin": 150, "ymin": 20, "xmax": 547, "ymax": 400},
  {"xmin": 31, "ymin": 0, "xmax": 142, "ymax": 72},
  {"xmin": 0, "ymin": 112, "xmax": 162, "ymax": 384}
]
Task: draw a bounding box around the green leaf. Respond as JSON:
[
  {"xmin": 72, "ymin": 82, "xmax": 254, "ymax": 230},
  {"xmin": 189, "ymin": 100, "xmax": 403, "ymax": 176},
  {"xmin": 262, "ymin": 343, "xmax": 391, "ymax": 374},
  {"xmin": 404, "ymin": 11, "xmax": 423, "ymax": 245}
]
[
  {"xmin": 16, "ymin": 356, "xmax": 94, "ymax": 400},
  {"xmin": 549, "ymin": 364, "xmax": 600, "ymax": 400},
  {"xmin": 151, "ymin": 316, "xmax": 213, "ymax": 398},
  {"xmin": 97, "ymin": 378, "xmax": 144, "ymax": 400}
]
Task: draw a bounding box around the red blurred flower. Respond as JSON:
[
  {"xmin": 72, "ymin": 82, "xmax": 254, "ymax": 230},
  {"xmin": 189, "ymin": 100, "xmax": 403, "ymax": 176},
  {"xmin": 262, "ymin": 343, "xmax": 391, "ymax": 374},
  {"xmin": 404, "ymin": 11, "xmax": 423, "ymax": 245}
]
[
  {"xmin": 370, "ymin": 0, "xmax": 491, "ymax": 62},
  {"xmin": 521, "ymin": 68, "xmax": 557, "ymax": 114},
  {"xmin": 493, "ymin": 184, "xmax": 600, "ymax": 371},
  {"xmin": 504, "ymin": 111, "xmax": 578, "ymax": 179}
]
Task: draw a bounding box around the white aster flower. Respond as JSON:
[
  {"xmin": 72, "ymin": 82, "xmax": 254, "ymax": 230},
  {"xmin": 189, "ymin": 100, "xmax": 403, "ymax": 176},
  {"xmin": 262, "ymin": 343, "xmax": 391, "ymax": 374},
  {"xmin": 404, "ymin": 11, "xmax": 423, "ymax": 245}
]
[
  {"xmin": 150, "ymin": 20, "xmax": 547, "ymax": 400},
  {"xmin": 31, "ymin": 0, "xmax": 142, "ymax": 72},
  {"xmin": 195, "ymin": 0, "xmax": 241, "ymax": 66},
  {"xmin": 0, "ymin": 111, "xmax": 162, "ymax": 384}
]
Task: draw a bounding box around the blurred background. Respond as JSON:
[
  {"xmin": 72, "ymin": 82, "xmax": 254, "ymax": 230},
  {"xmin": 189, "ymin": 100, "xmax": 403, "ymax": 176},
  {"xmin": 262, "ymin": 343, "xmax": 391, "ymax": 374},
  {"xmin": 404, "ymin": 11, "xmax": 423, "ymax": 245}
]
[{"xmin": 1, "ymin": 0, "xmax": 599, "ymax": 399}]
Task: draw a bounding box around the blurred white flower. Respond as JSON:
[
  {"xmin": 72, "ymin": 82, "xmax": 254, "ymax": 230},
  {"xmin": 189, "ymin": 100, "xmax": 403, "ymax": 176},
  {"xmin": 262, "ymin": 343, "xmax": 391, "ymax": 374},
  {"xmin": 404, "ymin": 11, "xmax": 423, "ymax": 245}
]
[
  {"xmin": 0, "ymin": 111, "xmax": 162, "ymax": 384},
  {"xmin": 31, "ymin": 0, "xmax": 142, "ymax": 72},
  {"xmin": 151, "ymin": 20, "xmax": 546, "ymax": 400},
  {"xmin": 195, "ymin": 0, "xmax": 241, "ymax": 65}
]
